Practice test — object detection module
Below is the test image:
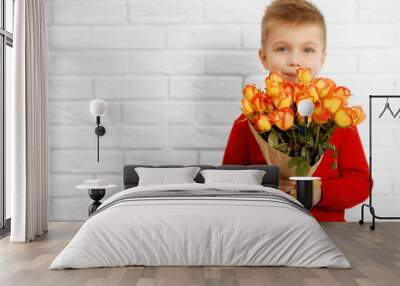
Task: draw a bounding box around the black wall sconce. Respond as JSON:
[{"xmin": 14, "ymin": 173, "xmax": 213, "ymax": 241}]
[{"xmin": 89, "ymin": 99, "xmax": 107, "ymax": 162}]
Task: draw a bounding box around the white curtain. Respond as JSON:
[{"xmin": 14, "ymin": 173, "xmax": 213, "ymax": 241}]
[{"xmin": 8, "ymin": 0, "xmax": 48, "ymax": 242}]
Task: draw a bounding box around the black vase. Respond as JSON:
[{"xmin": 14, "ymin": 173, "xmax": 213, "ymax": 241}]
[
  {"xmin": 296, "ymin": 180, "xmax": 313, "ymax": 210},
  {"xmin": 289, "ymin": 177, "xmax": 321, "ymax": 210}
]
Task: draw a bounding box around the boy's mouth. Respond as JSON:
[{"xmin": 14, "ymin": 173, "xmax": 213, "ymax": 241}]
[{"xmin": 283, "ymin": 72, "xmax": 297, "ymax": 81}]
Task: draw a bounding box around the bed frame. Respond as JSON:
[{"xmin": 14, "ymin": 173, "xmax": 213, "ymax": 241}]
[{"xmin": 123, "ymin": 165, "xmax": 280, "ymax": 190}]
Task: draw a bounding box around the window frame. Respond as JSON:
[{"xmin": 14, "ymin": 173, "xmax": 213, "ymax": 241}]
[{"xmin": 0, "ymin": 0, "xmax": 13, "ymax": 233}]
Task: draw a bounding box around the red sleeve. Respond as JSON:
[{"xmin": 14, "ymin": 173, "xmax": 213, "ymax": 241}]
[
  {"xmin": 317, "ymin": 127, "xmax": 371, "ymax": 210},
  {"xmin": 222, "ymin": 114, "xmax": 251, "ymax": 165}
]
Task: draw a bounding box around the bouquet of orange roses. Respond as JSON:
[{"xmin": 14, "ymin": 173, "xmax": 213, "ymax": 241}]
[{"xmin": 242, "ymin": 68, "xmax": 365, "ymax": 178}]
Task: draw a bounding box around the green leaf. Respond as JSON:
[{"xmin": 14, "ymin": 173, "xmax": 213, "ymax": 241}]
[
  {"xmin": 300, "ymin": 147, "xmax": 307, "ymax": 158},
  {"xmin": 296, "ymin": 161, "xmax": 309, "ymax": 176},
  {"xmin": 321, "ymin": 142, "xmax": 335, "ymax": 151},
  {"xmin": 318, "ymin": 145, "xmax": 324, "ymax": 156},
  {"xmin": 268, "ymin": 132, "xmax": 279, "ymax": 148},
  {"xmin": 276, "ymin": 143, "xmax": 290, "ymax": 153},
  {"xmin": 331, "ymin": 161, "xmax": 337, "ymax": 169},
  {"xmin": 306, "ymin": 135, "xmax": 314, "ymax": 146},
  {"xmin": 288, "ymin": 156, "xmax": 304, "ymax": 168}
]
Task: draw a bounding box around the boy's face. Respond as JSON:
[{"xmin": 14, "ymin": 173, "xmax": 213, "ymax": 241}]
[{"xmin": 258, "ymin": 21, "xmax": 326, "ymax": 82}]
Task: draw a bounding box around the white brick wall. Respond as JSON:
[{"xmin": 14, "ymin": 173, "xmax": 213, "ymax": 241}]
[{"xmin": 48, "ymin": 0, "xmax": 400, "ymax": 221}]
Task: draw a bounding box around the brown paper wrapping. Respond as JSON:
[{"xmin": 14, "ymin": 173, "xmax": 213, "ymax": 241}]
[{"xmin": 248, "ymin": 120, "xmax": 323, "ymax": 179}]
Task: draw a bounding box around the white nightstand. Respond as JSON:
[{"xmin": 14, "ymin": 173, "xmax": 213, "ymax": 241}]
[{"xmin": 76, "ymin": 183, "xmax": 117, "ymax": 215}]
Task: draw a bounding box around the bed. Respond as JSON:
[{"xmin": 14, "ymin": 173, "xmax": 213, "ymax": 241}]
[{"xmin": 50, "ymin": 164, "xmax": 350, "ymax": 269}]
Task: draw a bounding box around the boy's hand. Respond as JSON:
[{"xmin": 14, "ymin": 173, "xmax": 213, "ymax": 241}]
[
  {"xmin": 280, "ymin": 179, "xmax": 322, "ymax": 208},
  {"xmin": 312, "ymin": 180, "xmax": 322, "ymax": 207},
  {"xmin": 279, "ymin": 179, "xmax": 296, "ymax": 197}
]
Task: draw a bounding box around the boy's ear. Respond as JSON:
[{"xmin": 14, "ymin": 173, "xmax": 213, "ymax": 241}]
[{"xmin": 258, "ymin": 48, "xmax": 269, "ymax": 70}]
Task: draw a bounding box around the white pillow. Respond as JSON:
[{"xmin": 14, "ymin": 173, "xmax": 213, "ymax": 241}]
[
  {"xmin": 200, "ymin": 169, "xmax": 266, "ymax": 185},
  {"xmin": 135, "ymin": 167, "xmax": 201, "ymax": 186}
]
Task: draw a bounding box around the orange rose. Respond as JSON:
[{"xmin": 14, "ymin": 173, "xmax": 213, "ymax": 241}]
[
  {"xmin": 268, "ymin": 110, "xmax": 281, "ymax": 124},
  {"xmin": 242, "ymin": 84, "xmax": 258, "ymax": 101},
  {"xmin": 334, "ymin": 108, "xmax": 352, "ymax": 127},
  {"xmin": 241, "ymin": 98, "xmax": 254, "ymax": 116},
  {"xmin": 349, "ymin": 106, "xmax": 366, "ymax": 126},
  {"xmin": 273, "ymin": 85, "xmax": 293, "ymax": 109},
  {"xmin": 332, "ymin": 86, "xmax": 351, "ymax": 106},
  {"xmin": 274, "ymin": 95, "xmax": 292, "ymax": 109},
  {"xmin": 251, "ymin": 92, "xmax": 267, "ymax": 113},
  {"xmin": 282, "ymin": 81, "xmax": 295, "ymax": 97},
  {"xmin": 254, "ymin": 114, "xmax": 272, "ymax": 132},
  {"xmin": 264, "ymin": 96, "xmax": 275, "ymax": 112},
  {"xmin": 297, "ymin": 68, "xmax": 312, "ymax": 85},
  {"xmin": 292, "ymin": 85, "xmax": 304, "ymax": 103},
  {"xmin": 322, "ymin": 96, "xmax": 343, "ymax": 114},
  {"xmin": 308, "ymin": 84, "xmax": 321, "ymax": 102},
  {"xmin": 312, "ymin": 102, "xmax": 331, "ymax": 124},
  {"xmin": 265, "ymin": 72, "xmax": 284, "ymax": 97},
  {"xmin": 312, "ymin": 78, "xmax": 336, "ymax": 99},
  {"xmin": 281, "ymin": 81, "xmax": 295, "ymax": 100},
  {"xmin": 275, "ymin": 108, "xmax": 294, "ymax": 131}
]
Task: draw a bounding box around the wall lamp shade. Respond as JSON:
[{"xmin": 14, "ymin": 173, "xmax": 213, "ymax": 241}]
[
  {"xmin": 89, "ymin": 99, "xmax": 107, "ymax": 162},
  {"xmin": 90, "ymin": 99, "xmax": 107, "ymax": 117},
  {"xmin": 297, "ymin": 99, "xmax": 314, "ymax": 117}
]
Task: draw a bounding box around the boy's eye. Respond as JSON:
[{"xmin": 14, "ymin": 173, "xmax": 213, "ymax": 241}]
[
  {"xmin": 304, "ymin": 47, "xmax": 315, "ymax": 53},
  {"xmin": 276, "ymin": 47, "xmax": 287, "ymax": 52}
]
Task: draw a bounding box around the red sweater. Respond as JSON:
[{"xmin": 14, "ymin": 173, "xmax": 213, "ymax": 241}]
[{"xmin": 222, "ymin": 114, "xmax": 371, "ymax": 222}]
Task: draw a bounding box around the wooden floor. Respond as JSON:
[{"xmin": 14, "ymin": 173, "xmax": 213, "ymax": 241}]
[{"xmin": 0, "ymin": 222, "xmax": 399, "ymax": 286}]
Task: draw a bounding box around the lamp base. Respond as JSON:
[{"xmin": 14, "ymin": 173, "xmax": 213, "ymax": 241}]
[
  {"xmin": 95, "ymin": 126, "xmax": 106, "ymax": 136},
  {"xmin": 88, "ymin": 189, "xmax": 106, "ymax": 215}
]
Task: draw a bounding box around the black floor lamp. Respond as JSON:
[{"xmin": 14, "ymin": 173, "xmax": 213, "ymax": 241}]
[{"xmin": 359, "ymin": 95, "xmax": 400, "ymax": 230}]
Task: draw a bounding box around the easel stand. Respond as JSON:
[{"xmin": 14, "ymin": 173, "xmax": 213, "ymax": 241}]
[{"xmin": 359, "ymin": 95, "xmax": 400, "ymax": 230}]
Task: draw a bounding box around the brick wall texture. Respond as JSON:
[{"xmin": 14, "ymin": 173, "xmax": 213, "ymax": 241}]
[{"xmin": 47, "ymin": 0, "xmax": 400, "ymax": 221}]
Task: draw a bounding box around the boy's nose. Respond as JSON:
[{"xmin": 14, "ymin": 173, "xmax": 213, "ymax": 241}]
[
  {"xmin": 289, "ymin": 62, "xmax": 301, "ymax": 67},
  {"xmin": 287, "ymin": 52, "xmax": 301, "ymax": 67},
  {"xmin": 288, "ymin": 59, "xmax": 301, "ymax": 67}
]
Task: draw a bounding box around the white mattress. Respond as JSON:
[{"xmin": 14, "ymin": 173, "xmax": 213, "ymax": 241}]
[{"xmin": 50, "ymin": 183, "xmax": 351, "ymax": 269}]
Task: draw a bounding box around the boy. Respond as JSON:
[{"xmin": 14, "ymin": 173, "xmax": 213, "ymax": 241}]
[{"xmin": 222, "ymin": 0, "xmax": 370, "ymax": 222}]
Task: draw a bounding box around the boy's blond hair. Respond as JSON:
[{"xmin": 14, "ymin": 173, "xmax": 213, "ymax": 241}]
[{"xmin": 261, "ymin": 0, "xmax": 326, "ymax": 51}]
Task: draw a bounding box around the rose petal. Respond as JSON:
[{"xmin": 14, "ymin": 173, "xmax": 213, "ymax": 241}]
[
  {"xmin": 241, "ymin": 98, "xmax": 254, "ymax": 116},
  {"xmin": 297, "ymin": 68, "xmax": 312, "ymax": 85},
  {"xmin": 322, "ymin": 96, "xmax": 343, "ymax": 114},
  {"xmin": 349, "ymin": 106, "xmax": 366, "ymax": 126},
  {"xmin": 312, "ymin": 102, "xmax": 331, "ymax": 124},
  {"xmin": 254, "ymin": 114, "xmax": 272, "ymax": 132},
  {"xmin": 334, "ymin": 108, "xmax": 352, "ymax": 127},
  {"xmin": 333, "ymin": 86, "xmax": 351, "ymax": 106},
  {"xmin": 243, "ymin": 84, "xmax": 258, "ymax": 101},
  {"xmin": 312, "ymin": 78, "xmax": 336, "ymax": 98}
]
